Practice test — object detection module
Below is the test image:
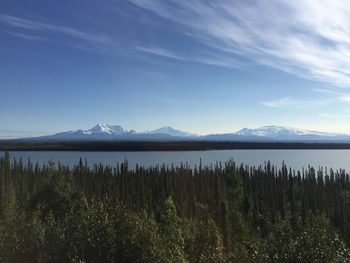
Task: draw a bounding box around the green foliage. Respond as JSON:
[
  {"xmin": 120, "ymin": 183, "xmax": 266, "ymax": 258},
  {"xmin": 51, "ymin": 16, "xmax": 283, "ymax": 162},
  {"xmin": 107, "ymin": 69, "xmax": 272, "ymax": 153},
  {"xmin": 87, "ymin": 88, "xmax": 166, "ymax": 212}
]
[
  {"xmin": 19, "ymin": 198, "xmax": 168, "ymax": 263},
  {"xmin": 266, "ymin": 219, "xmax": 293, "ymax": 262},
  {"xmin": 224, "ymin": 160, "xmax": 243, "ymax": 206},
  {"xmin": 191, "ymin": 219, "xmax": 226, "ymax": 263},
  {"xmin": 1, "ymin": 182, "xmax": 18, "ymax": 224},
  {"xmin": 1, "ymin": 152, "xmax": 350, "ymax": 262},
  {"xmin": 159, "ymin": 196, "xmax": 187, "ymax": 263},
  {"xmin": 266, "ymin": 215, "xmax": 350, "ymax": 262},
  {"xmin": 293, "ymin": 215, "xmax": 350, "ymax": 263}
]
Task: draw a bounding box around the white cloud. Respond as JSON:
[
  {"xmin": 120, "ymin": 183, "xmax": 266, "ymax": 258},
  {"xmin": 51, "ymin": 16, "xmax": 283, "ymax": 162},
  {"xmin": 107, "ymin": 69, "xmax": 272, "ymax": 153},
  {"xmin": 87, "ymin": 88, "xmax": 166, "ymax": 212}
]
[
  {"xmin": 0, "ymin": 129, "xmax": 51, "ymax": 139},
  {"xmin": 319, "ymin": 112, "xmax": 350, "ymax": 119},
  {"xmin": 150, "ymin": 96, "xmax": 182, "ymax": 105},
  {"xmin": 136, "ymin": 46, "xmax": 185, "ymax": 60},
  {"xmin": 129, "ymin": 0, "xmax": 350, "ymax": 87},
  {"xmin": 338, "ymin": 96, "xmax": 350, "ymax": 102},
  {"xmin": 0, "ymin": 14, "xmax": 116, "ymax": 53},
  {"xmin": 136, "ymin": 45, "xmax": 243, "ymax": 68},
  {"xmin": 319, "ymin": 112, "xmax": 333, "ymax": 118},
  {"xmin": 261, "ymin": 96, "xmax": 328, "ymax": 109},
  {"xmin": 313, "ymin": 88, "xmax": 350, "ymax": 103}
]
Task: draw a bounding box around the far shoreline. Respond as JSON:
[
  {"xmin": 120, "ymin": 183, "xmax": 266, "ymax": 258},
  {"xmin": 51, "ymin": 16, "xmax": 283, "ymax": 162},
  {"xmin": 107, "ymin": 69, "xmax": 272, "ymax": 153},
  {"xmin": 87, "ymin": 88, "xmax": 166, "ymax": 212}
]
[{"xmin": 2, "ymin": 140, "xmax": 350, "ymax": 151}]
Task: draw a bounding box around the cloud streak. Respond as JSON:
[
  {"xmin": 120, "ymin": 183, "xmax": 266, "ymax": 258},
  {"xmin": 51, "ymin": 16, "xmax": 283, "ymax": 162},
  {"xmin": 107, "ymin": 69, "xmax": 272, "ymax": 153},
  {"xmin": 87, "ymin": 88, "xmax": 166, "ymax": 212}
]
[
  {"xmin": 261, "ymin": 96, "xmax": 329, "ymax": 109},
  {"xmin": 263, "ymin": 88, "xmax": 350, "ymax": 110},
  {"xmin": 0, "ymin": 14, "xmax": 116, "ymax": 53},
  {"xmin": 130, "ymin": 0, "xmax": 350, "ymax": 87},
  {"xmin": 0, "ymin": 129, "xmax": 52, "ymax": 139},
  {"xmin": 136, "ymin": 45, "xmax": 244, "ymax": 69},
  {"xmin": 314, "ymin": 88, "xmax": 350, "ymax": 103}
]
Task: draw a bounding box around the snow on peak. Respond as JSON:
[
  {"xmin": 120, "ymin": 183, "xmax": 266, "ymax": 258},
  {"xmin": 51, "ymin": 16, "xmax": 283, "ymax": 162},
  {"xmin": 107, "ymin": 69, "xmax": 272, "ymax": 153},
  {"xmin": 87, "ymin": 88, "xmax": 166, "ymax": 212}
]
[
  {"xmin": 86, "ymin": 123, "xmax": 126, "ymax": 135},
  {"xmin": 235, "ymin": 125, "xmax": 337, "ymax": 137},
  {"xmin": 147, "ymin": 126, "xmax": 196, "ymax": 137}
]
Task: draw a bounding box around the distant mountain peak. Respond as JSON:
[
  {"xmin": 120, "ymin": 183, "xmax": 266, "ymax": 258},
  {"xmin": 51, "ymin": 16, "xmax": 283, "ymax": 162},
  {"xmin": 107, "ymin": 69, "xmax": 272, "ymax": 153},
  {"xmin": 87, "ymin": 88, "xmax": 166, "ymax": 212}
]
[
  {"xmin": 156, "ymin": 126, "xmax": 178, "ymax": 132},
  {"xmin": 85, "ymin": 123, "xmax": 125, "ymax": 135},
  {"xmin": 127, "ymin": 129, "xmax": 136, "ymax": 134},
  {"xmin": 235, "ymin": 125, "xmax": 339, "ymax": 138},
  {"xmin": 147, "ymin": 126, "xmax": 196, "ymax": 137},
  {"xmin": 13, "ymin": 123, "xmax": 350, "ymax": 142}
]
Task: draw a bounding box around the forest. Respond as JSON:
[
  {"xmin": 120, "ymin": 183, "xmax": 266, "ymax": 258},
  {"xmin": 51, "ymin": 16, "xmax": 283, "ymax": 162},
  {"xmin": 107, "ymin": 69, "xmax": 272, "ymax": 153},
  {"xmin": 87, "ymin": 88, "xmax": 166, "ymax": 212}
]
[
  {"xmin": 2, "ymin": 140, "xmax": 350, "ymax": 151},
  {"xmin": 1, "ymin": 152, "xmax": 350, "ymax": 262}
]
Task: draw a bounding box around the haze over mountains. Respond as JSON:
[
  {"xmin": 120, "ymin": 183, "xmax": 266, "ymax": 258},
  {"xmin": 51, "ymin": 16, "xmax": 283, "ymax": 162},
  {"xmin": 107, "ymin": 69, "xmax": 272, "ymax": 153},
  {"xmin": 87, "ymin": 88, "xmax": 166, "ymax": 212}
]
[{"xmin": 10, "ymin": 123, "xmax": 350, "ymax": 142}]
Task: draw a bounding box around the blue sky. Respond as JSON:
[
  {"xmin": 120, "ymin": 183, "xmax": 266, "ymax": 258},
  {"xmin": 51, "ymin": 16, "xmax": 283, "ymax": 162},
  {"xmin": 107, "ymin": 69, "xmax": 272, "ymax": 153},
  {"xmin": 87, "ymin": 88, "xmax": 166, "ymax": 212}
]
[{"xmin": 1, "ymin": 0, "xmax": 350, "ymax": 138}]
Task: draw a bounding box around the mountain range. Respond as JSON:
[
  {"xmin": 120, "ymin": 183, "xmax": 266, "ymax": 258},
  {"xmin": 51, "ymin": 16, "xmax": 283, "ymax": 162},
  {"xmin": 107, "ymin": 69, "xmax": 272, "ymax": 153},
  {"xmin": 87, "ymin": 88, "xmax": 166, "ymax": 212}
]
[{"xmin": 11, "ymin": 123, "xmax": 350, "ymax": 142}]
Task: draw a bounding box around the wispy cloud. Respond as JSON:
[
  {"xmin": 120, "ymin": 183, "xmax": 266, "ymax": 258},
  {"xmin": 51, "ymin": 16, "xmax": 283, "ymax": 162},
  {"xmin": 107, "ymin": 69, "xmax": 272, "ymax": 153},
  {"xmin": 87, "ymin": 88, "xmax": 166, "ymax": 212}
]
[
  {"xmin": 150, "ymin": 95, "xmax": 183, "ymax": 105},
  {"xmin": 319, "ymin": 112, "xmax": 344, "ymax": 118},
  {"xmin": 136, "ymin": 45, "xmax": 243, "ymax": 68},
  {"xmin": 262, "ymin": 88, "xmax": 350, "ymax": 109},
  {"xmin": 0, "ymin": 129, "xmax": 51, "ymax": 139},
  {"xmin": 314, "ymin": 88, "xmax": 350, "ymax": 103},
  {"xmin": 261, "ymin": 96, "xmax": 328, "ymax": 109},
  {"xmin": 0, "ymin": 14, "xmax": 116, "ymax": 53},
  {"xmin": 129, "ymin": 0, "xmax": 350, "ymax": 87},
  {"xmin": 136, "ymin": 46, "xmax": 184, "ymax": 60},
  {"xmin": 319, "ymin": 111, "xmax": 350, "ymax": 120}
]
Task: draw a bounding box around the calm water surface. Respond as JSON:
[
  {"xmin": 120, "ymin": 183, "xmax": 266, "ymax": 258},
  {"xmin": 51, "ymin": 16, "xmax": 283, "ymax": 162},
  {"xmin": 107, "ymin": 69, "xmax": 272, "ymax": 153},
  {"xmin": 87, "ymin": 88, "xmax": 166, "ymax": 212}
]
[{"xmin": 3, "ymin": 150, "xmax": 350, "ymax": 172}]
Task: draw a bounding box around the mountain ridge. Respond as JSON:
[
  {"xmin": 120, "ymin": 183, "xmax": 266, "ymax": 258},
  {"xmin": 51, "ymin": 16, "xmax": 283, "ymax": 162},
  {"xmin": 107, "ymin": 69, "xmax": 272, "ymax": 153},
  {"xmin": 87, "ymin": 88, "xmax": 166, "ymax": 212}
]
[{"xmin": 9, "ymin": 124, "xmax": 350, "ymax": 142}]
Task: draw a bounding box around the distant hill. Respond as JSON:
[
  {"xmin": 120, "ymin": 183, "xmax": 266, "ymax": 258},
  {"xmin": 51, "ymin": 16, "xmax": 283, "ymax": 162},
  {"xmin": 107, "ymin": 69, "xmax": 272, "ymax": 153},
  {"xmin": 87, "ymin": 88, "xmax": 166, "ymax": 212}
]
[
  {"xmin": 16, "ymin": 123, "xmax": 197, "ymax": 141},
  {"xmin": 145, "ymin": 126, "xmax": 196, "ymax": 137},
  {"xmin": 203, "ymin": 125, "xmax": 350, "ymax": 141},
  {"xmin": 9, "ymin": 124, "xmax": 350, "ymax": 142}
]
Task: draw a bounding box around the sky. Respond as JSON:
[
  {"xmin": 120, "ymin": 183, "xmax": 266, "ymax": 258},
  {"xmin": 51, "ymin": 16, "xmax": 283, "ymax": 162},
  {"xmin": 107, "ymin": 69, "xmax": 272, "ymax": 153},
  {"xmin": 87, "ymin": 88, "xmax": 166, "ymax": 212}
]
[{"xmin": 2, "ymin": 0, "xmax": 350, "ymax": 138}]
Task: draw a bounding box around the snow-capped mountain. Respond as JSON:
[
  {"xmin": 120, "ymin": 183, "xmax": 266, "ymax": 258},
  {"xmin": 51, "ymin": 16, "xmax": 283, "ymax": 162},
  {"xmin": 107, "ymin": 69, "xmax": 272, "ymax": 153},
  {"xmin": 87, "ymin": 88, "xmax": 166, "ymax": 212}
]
[
  {"xmin": 146, "ymin": 126, "xmax": 196, "ymax": 137},
  {"xmin": 85, "ymin": 123, "xmax": 126, "ymax": 135},
  {"xmin": 12, "ymin": 124, "xmax": 350, "ymax": 142},
  {"xmin": 32, "ymin": 123, "xmax": 129, "ymax": 141},
  {"xmin": 235, "ymin": 126, "xmax": 336, "ymax": 138},
  {"xmin": 204, "ymin": 126, "xmax": 350, "ymax": 141},
  {"xmin": 21, "ymin": 124, "xmax": 197, "ymax": 141}
]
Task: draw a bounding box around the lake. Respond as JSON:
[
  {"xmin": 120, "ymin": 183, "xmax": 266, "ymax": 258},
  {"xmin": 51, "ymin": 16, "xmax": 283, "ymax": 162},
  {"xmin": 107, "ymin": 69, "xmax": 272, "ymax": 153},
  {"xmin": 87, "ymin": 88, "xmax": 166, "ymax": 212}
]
[{"xmin": 3, "ymin": 149, "xmax": 350, "ymax": 172}]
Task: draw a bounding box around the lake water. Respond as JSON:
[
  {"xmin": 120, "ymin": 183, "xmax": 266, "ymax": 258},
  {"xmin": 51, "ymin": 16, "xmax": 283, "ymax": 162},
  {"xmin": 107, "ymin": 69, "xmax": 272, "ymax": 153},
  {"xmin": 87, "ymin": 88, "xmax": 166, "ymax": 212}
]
[{"xmin": 3, "ymin": 150, "xmax": 350, "ymax": 172}]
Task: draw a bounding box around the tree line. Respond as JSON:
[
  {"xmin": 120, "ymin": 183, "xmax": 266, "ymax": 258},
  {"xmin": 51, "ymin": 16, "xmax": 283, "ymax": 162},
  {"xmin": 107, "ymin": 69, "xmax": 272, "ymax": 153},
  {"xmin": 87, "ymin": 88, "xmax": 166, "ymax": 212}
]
[
  {"xmin": 2, "ymin": 140, "xmax": 350, "ymax": 151},
  {"xmin": 1, "ymin": 152, "xmax": 350, "ymax": 262}
]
